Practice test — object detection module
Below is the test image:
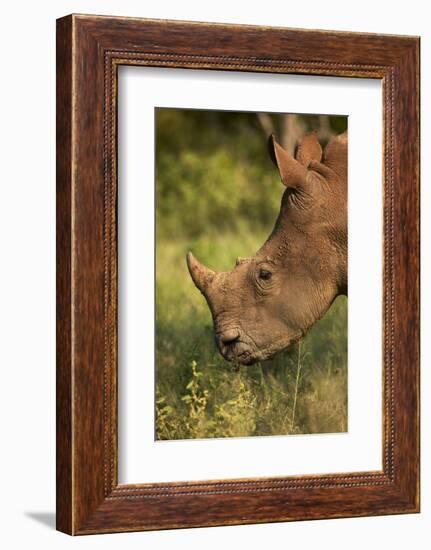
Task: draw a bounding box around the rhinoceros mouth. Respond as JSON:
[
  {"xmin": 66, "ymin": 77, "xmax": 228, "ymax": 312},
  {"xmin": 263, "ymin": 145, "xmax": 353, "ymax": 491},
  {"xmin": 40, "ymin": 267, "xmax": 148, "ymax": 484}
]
[
  {"xmin": 217, "ymin": 330, "xmax": 304, "ymax": 366},
  {"xmin": 232, "ymin": 349, "xmax": 256, "ymax": 365},
  {"xmin": 224, "ymin": 347, "xmax": 276, "ymax": 366},
  {"xmin": 224, "ymin": 349, "xmax": 257, "ymax": 366},
  {"xmin": 217, "ymin": 335, "xmax": 268, "ymax": 366},
  {"xmin": 216, "ymin": 334, "xmax": 256, "ymax": 365}
]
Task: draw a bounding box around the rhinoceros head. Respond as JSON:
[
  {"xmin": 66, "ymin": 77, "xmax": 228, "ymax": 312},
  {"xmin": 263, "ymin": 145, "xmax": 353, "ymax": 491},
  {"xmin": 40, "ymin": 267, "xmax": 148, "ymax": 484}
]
[{"xmin": 186, "ymin": 131, "xmax": 347, "ymax": 365}]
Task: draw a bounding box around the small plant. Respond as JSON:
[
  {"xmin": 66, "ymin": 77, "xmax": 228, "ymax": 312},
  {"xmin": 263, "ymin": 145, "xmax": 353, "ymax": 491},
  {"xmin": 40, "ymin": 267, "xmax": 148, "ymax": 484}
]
[
  {"xmin": 155, "ymin": 386, "xmax": 181, "ymax": 440},
  {"xmin": 211, "ymin": 374, "xmax": 256, "ymax": 438},
  {"xmin": 181, "ymin": 360, "xmax": 210, "ymax": 439},
  {"xmin": 290, "ymin": 341, "xmax": 310, "ymax": 433}
]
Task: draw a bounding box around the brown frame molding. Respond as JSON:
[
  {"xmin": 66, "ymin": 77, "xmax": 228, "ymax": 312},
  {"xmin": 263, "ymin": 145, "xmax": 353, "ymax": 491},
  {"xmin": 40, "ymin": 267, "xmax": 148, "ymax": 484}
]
[{"xmin": 56, "ymin": 14, "xmax": 420, "ymax": 535}]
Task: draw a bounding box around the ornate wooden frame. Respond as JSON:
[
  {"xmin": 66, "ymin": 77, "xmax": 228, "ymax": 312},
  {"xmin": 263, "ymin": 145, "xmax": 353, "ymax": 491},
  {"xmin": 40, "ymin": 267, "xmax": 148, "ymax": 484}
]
[{"xmin": 56, "ymin": 14, "xmax": 420, "ymax": 535}]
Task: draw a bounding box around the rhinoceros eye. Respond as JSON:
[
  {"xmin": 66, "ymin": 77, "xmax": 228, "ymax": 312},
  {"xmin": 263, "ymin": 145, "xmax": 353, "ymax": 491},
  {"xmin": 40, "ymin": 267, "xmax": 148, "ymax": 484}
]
[{"xmin": 259, "ymin": 269, "xmax": 272, "ymax": 281}]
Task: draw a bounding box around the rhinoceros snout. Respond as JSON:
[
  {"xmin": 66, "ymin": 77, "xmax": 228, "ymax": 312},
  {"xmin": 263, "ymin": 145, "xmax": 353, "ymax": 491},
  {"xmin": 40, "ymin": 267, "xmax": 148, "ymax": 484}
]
[
  {"xmin": 215, "ymin": 328, "xmax": 257, "ymax": 365},
  {"xmin": 219, "ymin": 329, "xmax": 240, "ymax": 346}
]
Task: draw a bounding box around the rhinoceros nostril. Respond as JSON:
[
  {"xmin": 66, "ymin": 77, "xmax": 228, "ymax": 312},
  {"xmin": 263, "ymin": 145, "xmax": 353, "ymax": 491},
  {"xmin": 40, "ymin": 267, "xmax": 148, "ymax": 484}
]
[{"xmin": 220, "ymin": 329, "xmax": 240, "ymax": 346}]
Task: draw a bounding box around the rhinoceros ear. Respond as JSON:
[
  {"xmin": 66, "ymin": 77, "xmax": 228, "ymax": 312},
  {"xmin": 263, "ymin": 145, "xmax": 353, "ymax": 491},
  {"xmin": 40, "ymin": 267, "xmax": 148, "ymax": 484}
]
[
  {"xmin": 268, "ymin": 134, "xmax": 308, "ymax": 190},
  {"xmin": 295, "ymin": 131, "xmax": 322, "ymax": 166}
]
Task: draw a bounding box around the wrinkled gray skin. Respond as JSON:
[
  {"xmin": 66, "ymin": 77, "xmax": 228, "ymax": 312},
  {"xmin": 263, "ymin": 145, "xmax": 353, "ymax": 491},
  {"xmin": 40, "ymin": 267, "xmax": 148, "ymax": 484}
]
[{"xmin": 186, "ymin": 131, "xmax": 347, "ymax": 365}]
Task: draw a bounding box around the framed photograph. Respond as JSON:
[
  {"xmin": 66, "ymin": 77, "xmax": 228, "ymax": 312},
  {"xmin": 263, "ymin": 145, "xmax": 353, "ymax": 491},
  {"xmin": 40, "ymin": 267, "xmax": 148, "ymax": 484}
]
[{"xmin": 56, "ymin": 14, "xmax": 420, "ymax": 534}]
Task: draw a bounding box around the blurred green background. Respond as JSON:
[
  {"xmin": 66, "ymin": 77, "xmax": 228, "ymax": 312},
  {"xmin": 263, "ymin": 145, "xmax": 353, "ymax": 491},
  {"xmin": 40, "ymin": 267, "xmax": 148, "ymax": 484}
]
[{"xmin": 155, "ymin": 108, "xmax": 348, "ymax": 440}]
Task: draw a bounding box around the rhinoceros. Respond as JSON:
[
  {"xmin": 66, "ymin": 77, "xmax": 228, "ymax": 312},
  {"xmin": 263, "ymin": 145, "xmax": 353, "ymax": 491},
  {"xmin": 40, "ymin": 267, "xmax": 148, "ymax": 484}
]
[{"xmin": 186, "ymin": 131, "xmax": 347, "ymax": 365}]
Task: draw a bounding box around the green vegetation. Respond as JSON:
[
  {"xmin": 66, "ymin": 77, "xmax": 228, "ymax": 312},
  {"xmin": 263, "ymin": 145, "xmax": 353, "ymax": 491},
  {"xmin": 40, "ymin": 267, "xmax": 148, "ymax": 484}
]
[{"xmin": 155, "ymin": 108, "xmax": 348, "ymax": 440}]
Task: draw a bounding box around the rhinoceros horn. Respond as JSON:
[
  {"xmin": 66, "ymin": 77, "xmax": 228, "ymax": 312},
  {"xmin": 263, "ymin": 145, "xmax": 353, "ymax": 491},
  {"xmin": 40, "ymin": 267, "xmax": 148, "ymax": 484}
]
[{"xmin": 186, "ymin": 251, "xmax": 215, "ymax": 294}]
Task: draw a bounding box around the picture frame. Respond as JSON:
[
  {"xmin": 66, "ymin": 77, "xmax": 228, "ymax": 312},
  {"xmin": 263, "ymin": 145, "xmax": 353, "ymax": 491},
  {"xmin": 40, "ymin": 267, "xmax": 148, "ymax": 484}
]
[{"xmin": 56, "ymin": 14, "xmax": 420, "ymax": 535}]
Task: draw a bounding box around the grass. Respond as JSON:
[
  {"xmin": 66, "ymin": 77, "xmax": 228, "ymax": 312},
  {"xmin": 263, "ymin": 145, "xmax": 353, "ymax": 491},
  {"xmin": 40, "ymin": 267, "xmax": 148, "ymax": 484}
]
[{"xmin": 155, "ymin": 231, "xmax": 347, "ymax": 440}]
